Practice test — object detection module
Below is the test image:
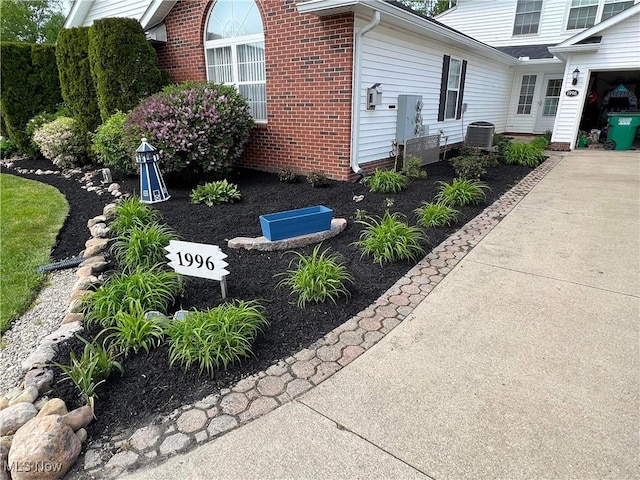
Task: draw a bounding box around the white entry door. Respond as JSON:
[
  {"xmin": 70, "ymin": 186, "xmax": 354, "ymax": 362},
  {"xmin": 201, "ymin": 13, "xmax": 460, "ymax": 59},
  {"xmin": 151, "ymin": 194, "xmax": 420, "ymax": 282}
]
[{"xmin": 534, "ymin": 75, "xmax": 563, "ymax": 133}]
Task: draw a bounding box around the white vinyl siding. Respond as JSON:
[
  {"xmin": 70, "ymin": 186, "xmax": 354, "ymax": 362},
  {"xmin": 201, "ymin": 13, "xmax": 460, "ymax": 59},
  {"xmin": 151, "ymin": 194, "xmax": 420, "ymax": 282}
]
[
  {"xmin": 552, "ymin": 12, "xmax": 640, "ymax": 147},
  {"xmin": 82, "ymin": 0, "xmax": 148, "ymax": 25},
  {"xmin": 357, "ymin": 21, "xmax": 513, "ymax": 164},
  {"xmin": 436, "ymin": 0, "xmax": 639, "ymax": 46}
]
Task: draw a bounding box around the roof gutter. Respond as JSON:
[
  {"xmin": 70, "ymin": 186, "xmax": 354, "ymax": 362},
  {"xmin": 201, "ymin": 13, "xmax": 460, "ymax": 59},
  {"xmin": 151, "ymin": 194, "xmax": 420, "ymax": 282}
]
[
  {"xmin": 350, "ymin": 10, "xmax": 381, "ymax": 175},
  {"xmin": 548, "ymin": 43, "xmax": 600, "ymax": 62}
]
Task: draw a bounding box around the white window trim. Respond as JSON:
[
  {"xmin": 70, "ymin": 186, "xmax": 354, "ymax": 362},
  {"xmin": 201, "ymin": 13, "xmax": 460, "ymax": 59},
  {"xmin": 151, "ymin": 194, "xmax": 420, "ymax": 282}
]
[
  {"xmin": 512, "ymin": 0, "xmax": 544, "ymax": 37},
  {"xmin": 203, "ymin": 28, "xmax": 266, "ymax": 123},
  {"xmin": 444, "ymin": 57, "xmax": 462, "ymax": 120},
  {"xmin": 562, "ymin": 0, "xmax": 636, "ymax": 32}
]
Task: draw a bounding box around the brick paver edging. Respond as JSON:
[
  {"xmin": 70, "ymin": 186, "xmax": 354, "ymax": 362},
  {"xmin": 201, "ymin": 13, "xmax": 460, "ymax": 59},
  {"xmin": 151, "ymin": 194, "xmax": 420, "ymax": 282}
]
[{"xmin": 85, "ymin": 155, "xmax": 564, "ymax": 478}]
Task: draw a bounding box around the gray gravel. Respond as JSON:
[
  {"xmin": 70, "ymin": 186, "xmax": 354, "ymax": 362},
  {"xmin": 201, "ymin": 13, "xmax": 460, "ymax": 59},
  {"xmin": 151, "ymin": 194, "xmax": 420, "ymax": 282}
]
[{"xmin": 0, "ymin": 268, "xmax": 76, "ymax": 396}]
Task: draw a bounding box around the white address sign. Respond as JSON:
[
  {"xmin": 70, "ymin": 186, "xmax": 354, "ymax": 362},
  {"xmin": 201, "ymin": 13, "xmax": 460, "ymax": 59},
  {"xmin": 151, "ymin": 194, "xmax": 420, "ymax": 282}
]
[{"xmin": 165, "ymin": 240, "xmax": 229, "ymax": 281}]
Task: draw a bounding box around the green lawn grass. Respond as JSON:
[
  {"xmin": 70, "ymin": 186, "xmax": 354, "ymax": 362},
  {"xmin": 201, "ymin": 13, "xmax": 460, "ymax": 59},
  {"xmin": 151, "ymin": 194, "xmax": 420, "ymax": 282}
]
[{"xmin": 0, "ymin": 174, "xmax": 68, "ymax": 333}]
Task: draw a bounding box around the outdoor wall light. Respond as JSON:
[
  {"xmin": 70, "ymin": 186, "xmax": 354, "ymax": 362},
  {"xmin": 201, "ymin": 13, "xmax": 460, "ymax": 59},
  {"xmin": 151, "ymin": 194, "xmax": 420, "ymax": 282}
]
[{"xmin": 572, "ymin": 67, "xmax": 580, "ymax": 86}]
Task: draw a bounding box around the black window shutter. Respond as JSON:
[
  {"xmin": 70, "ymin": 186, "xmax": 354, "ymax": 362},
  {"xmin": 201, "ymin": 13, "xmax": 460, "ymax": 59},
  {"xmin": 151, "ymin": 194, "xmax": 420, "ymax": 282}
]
[
  {"xmin": 456, "ymin": 59, "xmax": 468, "ymax": 120},
  {"xmin": 438, "ymin": 55, "xmax": 450, "ymax": 122}
]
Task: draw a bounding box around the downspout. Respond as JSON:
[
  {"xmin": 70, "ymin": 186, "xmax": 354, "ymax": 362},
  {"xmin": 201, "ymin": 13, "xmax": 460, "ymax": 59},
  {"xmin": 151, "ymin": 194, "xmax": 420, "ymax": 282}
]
[{"xmin": 350, "ymin": 10, "xmax": 381, "ymax": 177}]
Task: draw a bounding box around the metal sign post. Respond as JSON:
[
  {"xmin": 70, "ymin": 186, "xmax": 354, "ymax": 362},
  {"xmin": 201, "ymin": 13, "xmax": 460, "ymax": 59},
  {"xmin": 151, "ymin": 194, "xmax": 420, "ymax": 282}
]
[{"xmin": 165, "ymin": 240, "xmax": 229, "ymax": 299}]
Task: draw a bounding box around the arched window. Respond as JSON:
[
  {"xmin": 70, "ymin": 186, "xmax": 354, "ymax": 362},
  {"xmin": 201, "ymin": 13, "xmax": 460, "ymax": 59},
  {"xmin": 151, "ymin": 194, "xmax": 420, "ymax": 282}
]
[{"xmin": 204, "ymin": 0, "xmax": 266, "ymax": 122}]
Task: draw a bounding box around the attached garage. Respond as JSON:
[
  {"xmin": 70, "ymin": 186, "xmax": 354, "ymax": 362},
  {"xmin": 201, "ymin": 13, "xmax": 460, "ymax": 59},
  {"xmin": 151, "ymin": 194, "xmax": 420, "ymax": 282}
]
[{"xmin": 548, "ymin": 4, "xmax": 640, "ymax": 150}]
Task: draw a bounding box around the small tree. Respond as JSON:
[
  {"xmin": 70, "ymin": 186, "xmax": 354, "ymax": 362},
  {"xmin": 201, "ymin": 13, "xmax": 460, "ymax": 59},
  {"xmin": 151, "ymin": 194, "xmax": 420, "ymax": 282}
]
[
  {"xmin": 88, "ymin": 18, "xmax": 164, "ymax": 122},
  {"xmin": 0, "ymin": 0, "xmax": 65, "ymax": 44},
  {"xmin": 56, "ymin": 27, "xmax": 101, "ymax": 134}
]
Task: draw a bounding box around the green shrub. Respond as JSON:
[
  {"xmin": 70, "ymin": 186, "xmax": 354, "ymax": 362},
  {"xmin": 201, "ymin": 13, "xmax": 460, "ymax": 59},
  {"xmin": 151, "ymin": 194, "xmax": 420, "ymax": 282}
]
[
  {"xmin": 93, "ymin": 111, "xmax": 136, "ymax": 174},
  {"xmin": 401, "ymin": 155, "xmax": 427, "ymax": 179},
  {"xmin": 530, "ymin": 136, "xmax": 549, "ymax": 150},
  {"xmin": 56, "ymin": 27, "xmax": 101, "ymax": 134},
  {"xmin": 165, "ymin": 301, "xmax": 268, "ymax": 376},
  {"xmin": 278, "ymin": 168, "xmax": 299, "ymax": 183},
  {"xmin": 111, "ymin": 222, "xmax": 178, "ymax": 271},
  {"xmin": 32, "ymin": 116, "xmax": 89, "ymax": 167},
  {"xmin": 435, "ymin": 178, "xmax": 490, "ymax": 206},
  {"xmin": 415, "ymin": 202, "xmax": 459, "ymax": 228},
  {"xmin": 109, "ymin": 197, "xmax": 161, "ymax": 236},
  {"xmin": 82, "ymin": 266, "xmax": 183, "ymax": 328},
  {"xmin": 0, "ymin": 42, "xmax": 62, "ymax": 154},
  {"xmin": 54, "ymin": 335, "xmax": 123, "ymax": 405},
  {"xmin": 190, "ymin": 180, "xmax": 242, "ymax": 206},
  {"xmin": 277, "ymin": 244, "xmax": 353, "ymax": 308},
  {"xmin": 26, "ymin": 108, "xmax": 68, "ymax": 153},
  {"xmin": 125, "ymin": 82, "xmax": 253, "ymax": 176},
  {"xmin": 493, "ymin": 134, "xmax": 512, "ymax": 158},
  {"xmin": 306, "ymin": 170, "xmax": 329, "ymax": 188},
  {"xmin": 104, "ymin": 302, "xmax": 165, "ymax": 357},
  {"xmin": 354, "ymin": 210, "xmax": 425, "ymax": 265},
  {"xmin": 504, "ymin": 141, "xmax": 544, "ymax": 167},
  {"xmin": 88, "ymin": 18, "xmax": 164, "ymax": 121},
  {"xmin": 366, "ymin": 169, "xmax": 409, "ymax": 193},
  {"xmin": 449, "ymin": 155, "xmax": 487, "ymax": 180},
  {"xmin": 0, "ymin": 138, "xmax": 18, "ymax": 158}
]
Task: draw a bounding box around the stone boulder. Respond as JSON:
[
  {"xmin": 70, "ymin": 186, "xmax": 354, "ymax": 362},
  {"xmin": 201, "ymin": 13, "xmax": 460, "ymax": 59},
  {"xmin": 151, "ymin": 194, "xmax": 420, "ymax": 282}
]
[
  {"xmin": 8, "ymin": 415, "xmax": 81, "ymax": 480},
  {"xmin": 24, "ymin": 368, "xmax": 55, "ymax": 394},
  {"xmin": 0, "ymin": 403, "xmax": 37, "ymax": 436},
  {"xmin": 37, "ymin": 399, "xmax": 68, "ymax": 418}
]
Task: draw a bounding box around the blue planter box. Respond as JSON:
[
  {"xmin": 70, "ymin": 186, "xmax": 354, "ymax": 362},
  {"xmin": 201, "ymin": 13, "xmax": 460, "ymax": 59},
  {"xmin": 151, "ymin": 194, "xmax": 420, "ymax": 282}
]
[{"xmin": 260, "ymin": 205, "xmax": 333, "ymax": 241}]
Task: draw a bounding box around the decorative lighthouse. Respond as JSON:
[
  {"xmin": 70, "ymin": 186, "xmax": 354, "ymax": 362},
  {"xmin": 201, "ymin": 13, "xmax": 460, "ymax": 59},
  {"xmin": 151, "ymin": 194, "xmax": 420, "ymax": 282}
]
[{"xmin": 136, "ymin": 138, "xmax": 170, "ymax": 204}]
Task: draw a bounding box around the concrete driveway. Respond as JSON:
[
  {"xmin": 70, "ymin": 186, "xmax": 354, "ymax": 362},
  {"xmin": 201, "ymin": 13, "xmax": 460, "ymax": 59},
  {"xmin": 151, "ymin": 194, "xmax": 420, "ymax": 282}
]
[{"xmin": 125, "ymin": 150, "xmax": 639, "ymax": 480}]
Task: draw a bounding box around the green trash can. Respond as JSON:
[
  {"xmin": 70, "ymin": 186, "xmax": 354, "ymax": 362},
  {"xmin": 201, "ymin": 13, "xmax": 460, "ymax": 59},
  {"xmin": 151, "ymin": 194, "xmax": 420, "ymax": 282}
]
[{"xmin": 606, "ymin": 112, "xmax": 640, "ymax": 150}]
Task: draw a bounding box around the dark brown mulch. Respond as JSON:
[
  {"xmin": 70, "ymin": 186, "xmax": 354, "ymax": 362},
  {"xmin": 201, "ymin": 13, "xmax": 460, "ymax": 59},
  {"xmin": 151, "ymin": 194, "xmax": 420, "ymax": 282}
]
[{"xmin": 2, "ymin": 156, "xmax": 534, "ymax": 444}]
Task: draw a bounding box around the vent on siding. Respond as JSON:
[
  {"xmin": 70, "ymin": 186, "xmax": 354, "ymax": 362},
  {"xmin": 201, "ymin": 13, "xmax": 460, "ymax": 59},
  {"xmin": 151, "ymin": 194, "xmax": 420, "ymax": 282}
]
[{"xmin": 465, "ymin": 121, "xmax": 495, "ymax": 149}]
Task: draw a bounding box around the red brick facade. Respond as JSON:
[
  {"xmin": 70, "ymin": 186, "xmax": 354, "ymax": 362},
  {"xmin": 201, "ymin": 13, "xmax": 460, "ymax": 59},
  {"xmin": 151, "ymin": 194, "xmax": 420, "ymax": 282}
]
[{"xmin": 155, "ymin": 0, "xmax": 355, "ymax": 180}]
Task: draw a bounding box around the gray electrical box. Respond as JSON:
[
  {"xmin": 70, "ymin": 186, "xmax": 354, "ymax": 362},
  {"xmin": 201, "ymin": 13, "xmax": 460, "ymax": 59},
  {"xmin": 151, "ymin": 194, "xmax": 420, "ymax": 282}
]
[{"xmin": 396, "ymin": 95, "xmax": 424, "ymax": 144}]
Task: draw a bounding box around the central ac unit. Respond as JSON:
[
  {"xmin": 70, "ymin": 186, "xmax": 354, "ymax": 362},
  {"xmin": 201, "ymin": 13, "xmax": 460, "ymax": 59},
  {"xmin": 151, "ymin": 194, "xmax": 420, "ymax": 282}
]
[{"xmin": 466, "ymin": 121, "xmax": 495, "ymax": 148}]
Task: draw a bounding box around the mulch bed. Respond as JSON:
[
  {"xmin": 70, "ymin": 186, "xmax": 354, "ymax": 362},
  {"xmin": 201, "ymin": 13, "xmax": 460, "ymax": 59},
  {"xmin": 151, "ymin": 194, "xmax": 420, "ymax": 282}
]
[{"xmin": 2, "ymin": 155, "xmax": 533, "ymax": 444}]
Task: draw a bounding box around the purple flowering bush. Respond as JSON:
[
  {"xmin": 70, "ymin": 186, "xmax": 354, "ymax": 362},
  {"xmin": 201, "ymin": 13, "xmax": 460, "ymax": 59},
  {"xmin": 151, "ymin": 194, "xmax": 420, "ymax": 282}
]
[
  {"xmin": 32, "ymin": 116, "xmax": 89, "ymax": 168},
  {"xmin": 125, "ymin": 82, "xmax": 254, "ymax": 175}
]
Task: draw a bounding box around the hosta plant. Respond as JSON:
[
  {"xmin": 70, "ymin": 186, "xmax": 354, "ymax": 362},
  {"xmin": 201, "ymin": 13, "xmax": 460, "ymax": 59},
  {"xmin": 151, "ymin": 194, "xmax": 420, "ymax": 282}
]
[
  {"xmin": 111, "ymin": 222, "xmax": 177, "ymax": 271},
  {"xmin": 366, "ymin": 169, "xmax": 409, "ymax": 193},
  {"xmin": 164, "ymin": 301, "xmax": 268, "ymax": 376},
  {"xmin": 104, "ymin": 302, "xmax": 165, "ymax": 357},
  {"xmin": 32, "ymin": 116, "xmax": 89, "ymax": 167},
  {"xmin": 190, "ymin": 180, "xmax": 241, "ymax": 206},
  {"xmin": 109, "ymin": 197, "xmax": 161, "ymax": 236},
  {"xmin": 125, "ymin": 82, "xmax": 253, "ymax": 175},
  {"xmin": 504, "ymin": 141, "xmax": 544, "ymax": 167},
  {"xmin": 277, "ymin": 244, "xmax": 353, "ymax": 308},
  {"xmin": 354, "ymin": 210, "xmax": 425, "ymax": 265},
  {"xmin": 435, "ymin": 178, "xmax": 490, "ymax": 206},
  {"xmin": 82, "ymin": 266, "xmax": 183, "ymax": 328},
  {"xmin": 54, "ymin": 335, "xmax": 123, "ymax": 405},
  {"xmin": 415, "ymin": 202, "xmax": 460, "ymax": 228}
]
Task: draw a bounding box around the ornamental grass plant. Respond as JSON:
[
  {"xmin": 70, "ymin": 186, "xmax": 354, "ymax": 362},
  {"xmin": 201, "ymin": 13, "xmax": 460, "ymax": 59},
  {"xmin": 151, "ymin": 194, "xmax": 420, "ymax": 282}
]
[
  {"xmin": 104, "ymin": 302, "xmax": 165, "ymax": 357},
  {"xmin": 109, "ymin": 197, "xmax": 161, "ymax": 236},
  {"xmin": 54, "ymin": 335, "xmax": 123, "ymax": 405},
  {"xmin": 415, "ymin": 202, "xmax": 460, "ymax": 228},
  {"xmin": 435, "ymin": 178, "xmax": 490, "ymax": 206},
  {"xmin": 277, "ymin": 244, "xmax": 353, "ymax": 308},
  {"xmin": 366, "ymin": 169, "xmax": 409, "ymax": 193},
  {"xmin": 504, "ymin": 141, "xmax": 544, "ymax": 167},
  {"xmin": 354, "ymin": 210, "xmax": 425, "ymax": 265},
  {"xmin": 82, "ymin": 266, "xmax": 183, "ymax": 328},
  {"xmin": 164, "ymin": 301, "xmax": 268, "ymax": 376},
  {"xmin": 111, "ymin": 221, "xmax": 178, "ymax": 271}
]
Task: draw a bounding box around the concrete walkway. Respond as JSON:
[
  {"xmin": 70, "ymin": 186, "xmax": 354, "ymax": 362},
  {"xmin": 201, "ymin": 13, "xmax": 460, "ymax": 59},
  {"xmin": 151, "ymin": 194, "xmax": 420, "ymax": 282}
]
[{"xmin": 125, "ymin": 151, "xmax": 639, "ymax": 480}]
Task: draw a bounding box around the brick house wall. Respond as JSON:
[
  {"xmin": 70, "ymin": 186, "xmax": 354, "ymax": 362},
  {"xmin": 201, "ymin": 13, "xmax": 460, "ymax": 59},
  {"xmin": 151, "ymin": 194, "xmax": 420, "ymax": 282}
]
[{"xmin": 154, "ymin": 0, "xmax": 355, "ymax": 180}]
